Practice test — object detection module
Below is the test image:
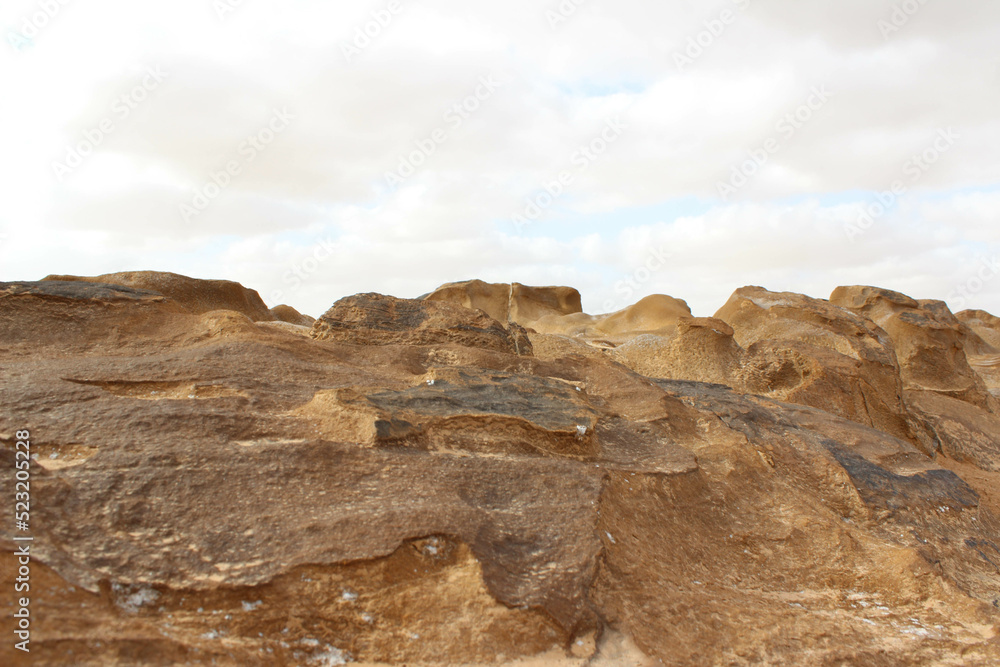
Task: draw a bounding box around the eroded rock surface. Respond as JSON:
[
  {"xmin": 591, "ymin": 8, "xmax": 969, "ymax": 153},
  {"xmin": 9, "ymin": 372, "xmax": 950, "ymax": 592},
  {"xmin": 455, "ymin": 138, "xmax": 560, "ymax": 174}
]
[
  {"xmin": 957, "ymin": 309, "xmax": 1000, "ymax": 398},
  {"xmin": 44, "ymin": 271, "xmax": 276, "ymax": 322},
  {"xmin": 2, "ymin": 276, "xmax": 999, "ymax": 666},
  {"xmin": 423, "ymin": 280, "xmax": 583, "ymax": 327},
  {"xmin": 313, "ymin": 292, "xmax": 533, "ymax": 356},
  {"xmin": 831, "ymin": 286, "xmax": 997, "ymax": 412},
  {"xmin": 270, "ymin": 304, "xmax": 315, "ymax": 326}
]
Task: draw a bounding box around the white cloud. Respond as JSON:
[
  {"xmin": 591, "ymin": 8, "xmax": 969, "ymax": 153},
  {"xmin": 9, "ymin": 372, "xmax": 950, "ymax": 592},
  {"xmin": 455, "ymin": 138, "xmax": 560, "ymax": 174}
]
[{"xmin": 1, "ymin": 0, "xmax": 998, "ymax": 319}]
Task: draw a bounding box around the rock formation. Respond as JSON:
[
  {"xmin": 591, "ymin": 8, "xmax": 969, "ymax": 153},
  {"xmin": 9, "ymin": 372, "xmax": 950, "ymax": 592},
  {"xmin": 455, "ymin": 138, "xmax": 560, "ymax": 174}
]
[
  {"xmin": 957, "ymin": 309, "xmax": 1000, "ymax": 398},
  {"xmin": 830, "ymin": 286, "xmax": 997, "ymax": 411},
  {"xmin": 2, "ymin": 273, "xmax": 999, "ymax": 666},
  {"xmin": 423, "ymin": 280, "xmax": 583, "ymax": 326},
  {"xmin": 44, "ymin": 271, "xmax": 275, "ymax": 322},
  {"xmin": 270, "ymin": 304, "xmax": 315, "ymax": 327}
]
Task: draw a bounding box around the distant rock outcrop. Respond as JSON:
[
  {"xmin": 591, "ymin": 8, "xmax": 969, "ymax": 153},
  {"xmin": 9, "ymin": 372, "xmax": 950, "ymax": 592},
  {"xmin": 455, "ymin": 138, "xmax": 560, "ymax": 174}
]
[
  {"xmin": 831, "ymin": 286, "xmax": 998, "ymax": 411},
  {"xmin": 957, "ymin": 309, "xmax": 1000, "ymax": 397},
  {"xmin": 269, "ymin": 303, "xmax": 315, "ymax": 326},
  {"xmin": 960, "ymin": 309, "xmax": 1000, "ymax": 350},
  {"xmin": 44, "ymin": 271, "xmax": 275, "ymax": 322},
  {"xmin": 313, "ymin": 292, "xmax": 533, "ymax": 356},
  {"xmin": 531, "ymin": 294, "xmax": 693, "ymax": 346},
  {"xmin": 423, "ymin": 279, "xmax": 583, "ymax": 326}
]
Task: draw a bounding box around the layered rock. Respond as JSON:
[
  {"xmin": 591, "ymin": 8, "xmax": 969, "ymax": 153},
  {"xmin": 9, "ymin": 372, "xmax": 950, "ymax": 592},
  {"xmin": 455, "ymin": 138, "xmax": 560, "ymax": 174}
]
[
  {"xmin": 0, "ymin": 280, "xmax": 190, "ymax": 352},
  {"xmin": 957, "ymin": 309, "xmax": 1000, "ymax": 397},
  {"xmin": 312, "ymin": 292, "xmax": 533, "ymax": 356},
  {"xmin": 710, "ymin": 286, "xmax": 934, "ymax": 451},
  {"xmin": 960, "ymin": 309, "xmax": 1000, "ymax": 350},
  {"xmin": 531, "ymin": 294, "xmax": 692, "ymax": 346},
  {"xmin": 830, "ymin": 286, "xmax": 997, "ymax": 411},
  {"xmin": 423, "ymin": 279, "xmax": 582, "ymax": 326},
  {"xmin": 44, "ymin": 271, "xmax": 275, "ymax": 322},
  {"xmin": 2, "ymin": 275, "xmax": 1000, "ymax": 666},
  {"xmin": 611, "ymin": 316, "xmax": 741, "ymax": 385}
]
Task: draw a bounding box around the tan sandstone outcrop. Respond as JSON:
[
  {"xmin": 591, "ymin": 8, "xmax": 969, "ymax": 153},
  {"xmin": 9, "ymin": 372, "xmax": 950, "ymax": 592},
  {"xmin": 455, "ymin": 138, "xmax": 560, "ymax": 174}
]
[
  {"xmin": 269, "ymin": 304, "xmax": 315, "ymax": 326},
  {"xmin": 2, "ymin": 275, "xmax": 999, "ymax": 667},
  {"xmin": 830, "ymin": 286, "xmax": 997, "ymax": 411},
  {"xmin": 313, "ymin": 292, "xmax": 533, "ymax": 356},
  {"xmin": 531, "ymin": 294, "xmax": 693, "ymax": 347},
  {"xmin": 957, "ymin": 309, "xmax": 1000, "ymax": 397},
  {"xmin": 423, "ymin": 280, "xmax": 582, "ymax": 326},
  {"xmin": 44, "ymin": 271, "xmax": 276, "ymax": 322},
  {"xmin": 711, "ymin": 286, "xmax": 934, "ymax": 451}
]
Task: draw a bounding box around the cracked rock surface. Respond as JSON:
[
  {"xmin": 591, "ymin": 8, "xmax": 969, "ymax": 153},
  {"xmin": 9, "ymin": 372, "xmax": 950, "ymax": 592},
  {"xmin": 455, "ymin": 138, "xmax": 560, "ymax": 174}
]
[{"xmin": 2, "ymin": 275, "xmax": 999, "ymax": 666}]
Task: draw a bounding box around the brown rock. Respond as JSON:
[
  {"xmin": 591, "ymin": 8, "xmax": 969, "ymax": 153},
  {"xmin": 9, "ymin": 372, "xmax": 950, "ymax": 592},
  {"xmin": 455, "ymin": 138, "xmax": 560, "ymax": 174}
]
[
  {"xmin": 0, "ymin": 279, "xmax": 190, "ymax": 353},
  {"xmin": 312, "ymin": 292, "xmax": 533, "ymax": 356},
  {"xmin": 959, "ymin": 309, "xmax": 1000, "ymax": 351},
  {"xmin": 713, "ymin": 286, "xmax": 933, "ymax": 450},
  {"xmin": 531, "ymin": 294, "xmax": 692, "ymax": 346},
  {"xmin": 906, "ymin": 390, "xmax": 1000, "ymax": 472},
  {"xmin": 44, "ymin": 271, "xmax": 275, "ymax": 322},
  {"xmin": 423, "ymin": 279, "xmax": 582, "ymax": 326},
  {"xmin": 957, "ymin": 309, "xmax": 1000, "ymax": 398},
  {"xmin": 269, "ymin": 304, "xmax": 315, "ymax": 326},
  {"xmin": 2, "ymin": 275, "xmax": 1000, "ymax": 666},
  {"xmin": 831, "ymin": 286, "xmax": 997, "ymax": 411},
  {"xmin": 611, "ymin": 316, "xmax": 742, "ymax": 385}
]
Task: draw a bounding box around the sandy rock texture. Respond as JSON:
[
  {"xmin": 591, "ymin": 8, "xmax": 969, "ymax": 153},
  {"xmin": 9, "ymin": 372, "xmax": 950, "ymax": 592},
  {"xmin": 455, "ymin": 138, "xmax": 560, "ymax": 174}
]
[
  {"xmin": 44, "ymin": 271, "xmax": 276, "ymax": 322},
  {"xmin": 1, "ymin": 274, "xmax": 999, "ymax": 666}
]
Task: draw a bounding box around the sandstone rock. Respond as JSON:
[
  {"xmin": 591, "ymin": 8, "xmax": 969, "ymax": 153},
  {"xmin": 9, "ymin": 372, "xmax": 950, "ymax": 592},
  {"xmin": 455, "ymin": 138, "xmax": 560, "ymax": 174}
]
[
  {"xmin": 44, "ymin": 271, "xmax": 275, "ymax": 322},
  {"xmin": 312, "ymin": 292, "xmax": 533, "ymax": 356},
  {"xmin": 0, "ymin": 280, "xmax": 189, "ymax": 352},
  {"xmin": 959, "ymin": 309, "xmax": 1000, "ymax": 350},
  {"xmin": 423, "ymin": 279, "xmax": 582, "ymax": 326},
  {"xmin": 712, "ymin": 286, "xmax": 934, "ymax": 451},
  {"xmin": 906, "ymin": 390, "xmax": 1000, "ymax": 472},
  {"xmin": 611, "ymin": 316, "xmax": 741, "ymax": 385},
  {"xmin": 593, "ymin": 294, "xmax": 691, "ymax": 336},
  {"xmin": 269, "ymin": 304, "xmax": 315, "ymax": 326},
  {"xmin": 831, "ymin": 286, "xmax": 997, "ymax": 412},
  {"xmin": 2, "ymin": 275, "xmax": 1000, "ymax": 666},
  {"xmin": 957, "ymin": 309, "xmax": 1000, "ymax": 397},
  {"xmin": 716, "ymin": 286, "xmax": 896, "ymax": 365},
  {"xmin": 531, "ymin": 294, "xmax": 692, "ymax": 346}
]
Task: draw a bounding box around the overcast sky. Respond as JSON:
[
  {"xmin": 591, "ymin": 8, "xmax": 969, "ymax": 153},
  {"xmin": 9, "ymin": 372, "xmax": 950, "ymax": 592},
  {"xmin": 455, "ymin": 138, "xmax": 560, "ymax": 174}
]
[{"xmin": 2, "ymin": 0, "xmax": 999, "ymax": 318}]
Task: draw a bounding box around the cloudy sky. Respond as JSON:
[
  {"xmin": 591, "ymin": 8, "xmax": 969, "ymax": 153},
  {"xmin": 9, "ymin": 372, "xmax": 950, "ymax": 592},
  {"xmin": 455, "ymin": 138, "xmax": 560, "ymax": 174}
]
[{"xmin": 2, "ymin": 0, "xmax": 999, "ymax": 317}]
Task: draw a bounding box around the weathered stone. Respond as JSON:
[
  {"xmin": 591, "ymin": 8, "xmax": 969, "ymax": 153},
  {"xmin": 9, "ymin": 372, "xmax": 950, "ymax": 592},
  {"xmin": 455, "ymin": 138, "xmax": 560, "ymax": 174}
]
[
  {"xmin": 2, "ymin": 275, "xmax": 999, "ymax": 666},
  {"xmin": 269, "ymin": 304, "xmax": 315, "ymax": 326},
  {"xmin": 423, "ymin": 279, "xmax": 582, "ymax": 326},
  {"xmin": 831, "ymin": 286, "xmax": 997, "ymax": 411},
  {"xmin": 44, "ymin": 271, "xmax": 275, "ymax": 322},
  {"xmin": 312, "ymin": 292, "xmax": 533, "ymax": 356}
]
